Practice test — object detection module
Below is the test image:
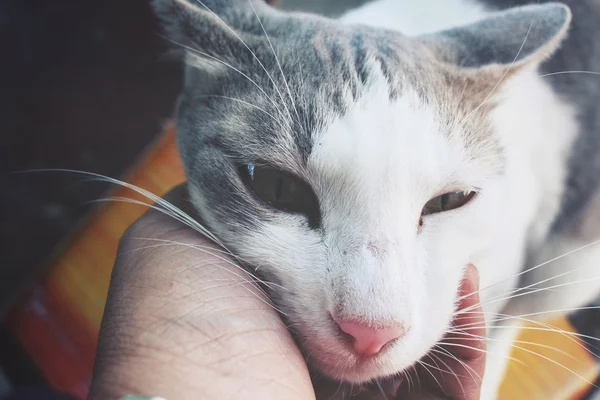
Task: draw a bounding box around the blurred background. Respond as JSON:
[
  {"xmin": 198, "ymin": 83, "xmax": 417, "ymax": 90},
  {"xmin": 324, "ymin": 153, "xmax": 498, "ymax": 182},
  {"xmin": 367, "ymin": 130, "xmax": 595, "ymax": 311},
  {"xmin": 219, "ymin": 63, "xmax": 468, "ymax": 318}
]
[{"xmin": 2, "ymin": 0, "xmax": 600, "ymax": 399}]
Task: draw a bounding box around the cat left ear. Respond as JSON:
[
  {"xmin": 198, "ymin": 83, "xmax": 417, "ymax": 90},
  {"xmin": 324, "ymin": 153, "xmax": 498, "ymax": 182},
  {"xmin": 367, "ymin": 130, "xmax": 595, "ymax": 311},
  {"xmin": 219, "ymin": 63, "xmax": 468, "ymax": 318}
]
[
  {"xmin": 151, "ymin": 0, "xmax": 273, "ymax": 70},
  {"xmin": 419, "ymin": 3, "xmax": 572, "ymax": 71}
]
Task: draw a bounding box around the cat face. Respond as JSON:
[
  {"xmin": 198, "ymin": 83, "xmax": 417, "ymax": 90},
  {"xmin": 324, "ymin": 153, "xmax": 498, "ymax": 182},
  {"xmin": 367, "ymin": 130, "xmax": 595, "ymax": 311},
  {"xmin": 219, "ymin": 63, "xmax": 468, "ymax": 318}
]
[{"xmin": 153, "ymin": 0, "xmax": 570, "ymax": 383}]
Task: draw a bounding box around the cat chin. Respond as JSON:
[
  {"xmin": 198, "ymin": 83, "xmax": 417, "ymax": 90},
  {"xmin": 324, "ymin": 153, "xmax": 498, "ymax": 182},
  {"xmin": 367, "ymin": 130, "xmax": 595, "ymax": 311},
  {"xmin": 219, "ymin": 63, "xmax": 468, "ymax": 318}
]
[
  {"xmin": 292, "ymin": 295, "xmax": 457, "ymax": 385},
  {"xmin": 300, "ymin": 326, "xmax": 436, "ymax": 384},
  {"xmin": 309, "ymin": 351, "xmax": 409, "ymax": 384},
  {"xmin": 309, "ymin": 344, "xmax": 432, "ymax": 385}
]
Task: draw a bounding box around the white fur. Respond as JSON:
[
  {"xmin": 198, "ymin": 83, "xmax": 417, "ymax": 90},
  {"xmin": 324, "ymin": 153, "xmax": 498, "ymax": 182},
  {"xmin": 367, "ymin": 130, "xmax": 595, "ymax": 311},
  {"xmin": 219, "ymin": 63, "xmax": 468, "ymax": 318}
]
[
  {"xmin": 336, "ymin": 0, "xmax": 583, "ymax": 397},
  {"xmin": 339, "ymin": 0, "xmax": 488, "ymax": 36},
  {"xmin": 492, "ymin": 69, "xmax": 578, "ymax": 250},
  {"xmin": 232, "ymin": 70, "xmax": 495, "ymax": 382}
]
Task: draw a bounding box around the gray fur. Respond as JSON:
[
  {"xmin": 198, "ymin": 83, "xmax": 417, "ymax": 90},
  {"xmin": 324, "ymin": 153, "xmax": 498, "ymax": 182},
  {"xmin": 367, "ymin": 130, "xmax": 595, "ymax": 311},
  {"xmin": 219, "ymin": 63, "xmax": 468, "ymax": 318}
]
[{"xmin": 422, "ymin": 3, "xmax": 570, "ymax": 68}]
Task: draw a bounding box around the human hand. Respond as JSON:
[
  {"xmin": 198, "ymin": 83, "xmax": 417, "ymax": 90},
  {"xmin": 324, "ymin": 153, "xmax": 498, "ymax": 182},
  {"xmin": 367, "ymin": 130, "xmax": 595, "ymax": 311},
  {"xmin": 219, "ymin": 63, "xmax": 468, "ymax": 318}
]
[{"xmin": 88, "ymin": 184, "xmax": 486, "ymax": 400}]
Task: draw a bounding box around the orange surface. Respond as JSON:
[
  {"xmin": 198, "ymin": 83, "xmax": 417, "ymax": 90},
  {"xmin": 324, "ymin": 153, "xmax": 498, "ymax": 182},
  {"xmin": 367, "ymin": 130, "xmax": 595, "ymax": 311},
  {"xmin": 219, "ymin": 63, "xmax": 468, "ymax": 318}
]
[
  {"xmin": 5, "ymin": 122, "xmax": 599, "ymax": 399},
  {"xmin": 499, "ymin": 318, "xmax": 599, "ymax": 399}
]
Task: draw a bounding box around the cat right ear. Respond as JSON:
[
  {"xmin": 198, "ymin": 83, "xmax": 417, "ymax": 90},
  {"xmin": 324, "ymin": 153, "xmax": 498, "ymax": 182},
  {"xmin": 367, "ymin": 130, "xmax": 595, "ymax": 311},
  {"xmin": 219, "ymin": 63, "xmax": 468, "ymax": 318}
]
[{"xmin": 419, "ymin": 3, "xmax": 572, "ymax": 72}]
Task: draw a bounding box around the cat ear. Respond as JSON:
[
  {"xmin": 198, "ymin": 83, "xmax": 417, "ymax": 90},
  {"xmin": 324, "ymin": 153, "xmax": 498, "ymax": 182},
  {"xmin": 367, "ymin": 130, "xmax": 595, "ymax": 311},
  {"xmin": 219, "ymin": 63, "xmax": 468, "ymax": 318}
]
[
  {"xmin": 420, "ymin": 3, "xmax": 571, "ymax": 71},
  {"xmin": 151, "ymin": 0, "xmax": 272, "ymax": 70}
]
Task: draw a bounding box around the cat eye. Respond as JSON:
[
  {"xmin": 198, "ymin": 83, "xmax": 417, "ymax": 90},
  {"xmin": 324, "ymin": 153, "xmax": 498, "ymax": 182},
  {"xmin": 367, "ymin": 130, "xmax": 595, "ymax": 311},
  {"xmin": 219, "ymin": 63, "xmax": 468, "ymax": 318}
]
[
  {"xmin": 239, "ymin": 163, "xmax": 321, "ymax": 228},
  {"xmin": 421, "ymin": 190, "xmax": 476, "ymax": 216}
]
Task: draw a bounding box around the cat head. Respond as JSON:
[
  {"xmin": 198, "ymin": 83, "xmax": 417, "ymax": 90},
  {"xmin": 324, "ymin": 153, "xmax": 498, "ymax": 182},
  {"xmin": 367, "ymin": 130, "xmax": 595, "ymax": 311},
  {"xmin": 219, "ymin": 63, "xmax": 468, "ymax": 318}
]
[{"xmin": 152, "ymin": 0, "xmax": 571, "ymax": 383}]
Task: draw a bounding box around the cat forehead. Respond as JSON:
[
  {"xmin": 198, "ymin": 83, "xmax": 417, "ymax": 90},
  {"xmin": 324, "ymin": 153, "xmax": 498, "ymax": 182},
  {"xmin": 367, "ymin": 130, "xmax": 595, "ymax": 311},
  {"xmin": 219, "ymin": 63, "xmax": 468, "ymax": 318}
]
[
  {"xmin": 182, "ymin": 23, "xmax": 428, "ymax": 129},
  {"xmin": 178, "ymin": 25, "xmax": 500, "ymax": 171},
  {"xmin": 308, "ymin": 70, "xmax": 503, "ymax": 193},
  {"xmin": 311, "ymin": 75, "xmax": 452, "ymax": 173}
]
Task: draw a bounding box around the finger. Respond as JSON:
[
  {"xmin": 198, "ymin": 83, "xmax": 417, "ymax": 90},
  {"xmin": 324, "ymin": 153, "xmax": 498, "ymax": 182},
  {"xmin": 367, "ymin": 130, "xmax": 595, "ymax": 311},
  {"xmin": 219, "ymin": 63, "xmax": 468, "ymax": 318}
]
[
  {"xmin": 428, "ymin": 264, "xmax": 487, "ymax": 399},
  {"xmin": 445, "ymin": 264, "xmax": 487, "ymax": 362}
]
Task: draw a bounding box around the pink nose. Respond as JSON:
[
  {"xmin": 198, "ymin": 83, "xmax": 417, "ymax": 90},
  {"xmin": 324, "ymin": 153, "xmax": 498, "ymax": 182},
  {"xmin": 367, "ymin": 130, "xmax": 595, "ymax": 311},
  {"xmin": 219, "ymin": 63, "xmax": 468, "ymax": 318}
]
[{"xmin": 337, "ymin": 320, "xmax": 407, "ymax": 356}]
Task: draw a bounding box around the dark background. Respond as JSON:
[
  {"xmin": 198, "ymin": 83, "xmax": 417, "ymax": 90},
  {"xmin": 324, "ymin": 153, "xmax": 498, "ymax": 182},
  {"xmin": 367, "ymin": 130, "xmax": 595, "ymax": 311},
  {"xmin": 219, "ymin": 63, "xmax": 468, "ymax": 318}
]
[
  {"xmin": 0, "ymin": 0, "xmax": 182, "ymax": 315},
  {"xmin": 0, "ymin": 0, "xmax": 183, "ymax": 396}
]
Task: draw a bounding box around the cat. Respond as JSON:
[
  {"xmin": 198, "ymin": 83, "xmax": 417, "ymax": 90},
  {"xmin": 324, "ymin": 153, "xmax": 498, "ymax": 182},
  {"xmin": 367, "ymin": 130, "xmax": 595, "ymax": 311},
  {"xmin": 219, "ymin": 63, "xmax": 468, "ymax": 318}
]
[{"xmin": 151, "ymin": 0, "xmax": 600, "ymax": 398}]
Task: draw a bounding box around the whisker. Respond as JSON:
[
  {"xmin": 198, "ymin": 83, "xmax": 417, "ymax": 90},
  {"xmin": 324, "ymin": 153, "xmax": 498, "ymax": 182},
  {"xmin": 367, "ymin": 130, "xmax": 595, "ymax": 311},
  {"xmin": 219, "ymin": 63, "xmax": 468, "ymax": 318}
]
[
  {"xmin": 122, "ymin": 238, "xmax": 232, "ymax": 258},
  {"xmin": 417, "ymin": 359, "xmax": 441, "ymax": 376},
  {"xmin": 404, "ymin": 367, "xmax": 414, "ymax": 393},
  {"xmin": 442, "ymin": 327, "xmax": 529, "ymax": 367},
  {"xmin": 161, "ymin": 260, "xmax": 287, "ymax": 316},
  {"xmin": 540, "ymin": 70, "xmax": 600, "ymax": 78},
  {"xmin": 428, "ymin": 351, "xmax": 455, "ymax": 389},
  {"xmin": 450, "ymin": 312, "xmax": 600, "ymax": 358},
  {"xmin": 426, "ymin": 351, "xmax": 449, "ymax": 382},
  {"xmin": 436, "ymin": 344, "xmax": 482, "ymax": 385},
  {"xmin": 247, "ymin": 0, "xmax": 302, "ymax": 128},
  {"xmin": 508, "ymin": 342, "xmax": 595, "ymax": 386},
  {"xmin": 457, "ymin": 20, "xmax": 534, "ymax": 130},
  {"xmin": 124, "ymin": 237, "xmax": 290, "ymax": 293},
  {"xmin": 124, "ymin": 239, "xmax": 290, "ymax": 316},
  {"xmin": 16, "ymin": 169, "xmax": 294, "ymax": 308},
  {"xmin": 435, "ymin": 341, "xmax": 526, "ymax": 377},
  {"xmin": 451, "ymin": 76, "xmax": 470, "ymax": 125},
  {"xmin": 19, "ymin": 169, "xmax": 222, "ymax": 244},
  {"xmin": 436, "ymin": 342, "xmax": 487, "ymax": 359},
  {"xmin": 326, "ymin": 381, "xmax": 343, "ymax": 400},
  {"xmin": 464, "ymin": 275, "xmax": 600, "ymax": 312},
  {"xmin": 460, "ymin": 306, "xmax": 600, "ymax": 323},
  {"xmin": 504, "ymin": 339, "xmax": 584, "ymax": 364},
  {"xmin": 193, "ymin": 0, "xmax": 295, "ymax": 127},
  {"xmin": 92, "ymin": 197, "xmax": 264, "ymax": 268},
  {"xmin": 457, "ymin": 238, "xmax": 600, "ymax": 301},
  {"xmin": 413, "ymin": 362, "xmax": 422, "ymax": 392},
  {"xmin": 164, "ymin": 37, "xmax": 286, "ymax": 120},
  {"xmin": 193, "ymin": 94, "xmax": 289, "ymax": 133},
  {"xmin": 444, "ymin": 331, "xmax": 585, "ymax": 364},
  {"xmin": 430, "ymin": 346, "xmax": 468, "ymax": 396},
  {"xmin": 417, "ymin": 359, "xmax": 446, "ymax": 388},
  {"xmin": 89, "ymin": 196, "xmax": 211, "ymax": 237},
  {"xmin": 126, "ymin": 240, "xmax": 266, "ymax": 278},
  {"xmin": 374, "ymin": 379, "xmax": 390, "ymax": 400}
]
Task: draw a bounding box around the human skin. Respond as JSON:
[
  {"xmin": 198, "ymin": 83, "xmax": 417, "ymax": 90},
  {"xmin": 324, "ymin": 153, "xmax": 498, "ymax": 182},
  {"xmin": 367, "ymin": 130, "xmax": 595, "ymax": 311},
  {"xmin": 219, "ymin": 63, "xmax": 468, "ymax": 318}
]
[{"xmin": 88, "ymin": 184, "xmax": 486, "ymax": 400}]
